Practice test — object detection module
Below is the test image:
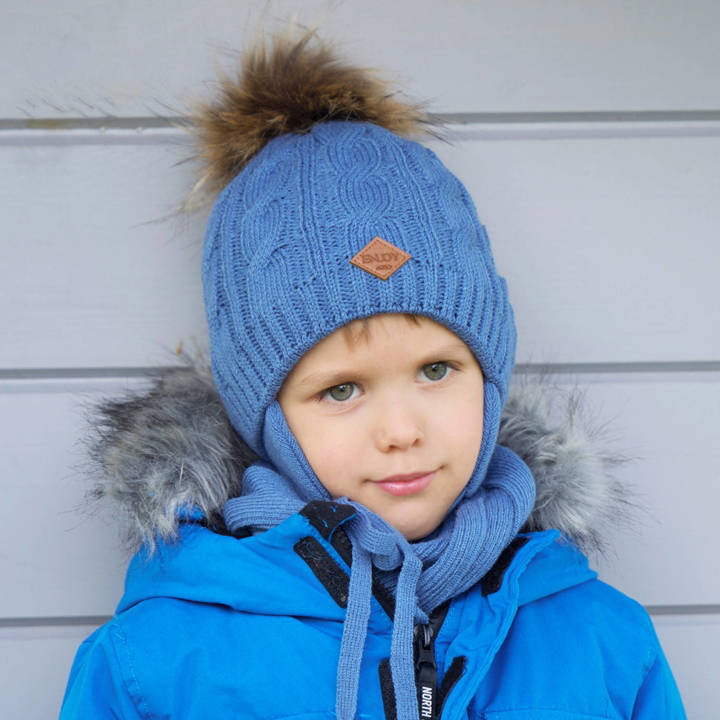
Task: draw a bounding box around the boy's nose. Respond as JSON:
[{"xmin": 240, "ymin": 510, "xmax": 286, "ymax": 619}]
[{"xmin": 373, "ymin": 398, "xmax": 425, "ymax": 451}]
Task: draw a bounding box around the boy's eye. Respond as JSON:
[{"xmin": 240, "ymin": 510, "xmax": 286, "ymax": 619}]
[
  {"xmin": 421, "ymin": 361, "xmax": 450, "ymax": 381},
  {"xmin": 320, "ymin": 362, "xmax": 454, "ymax": 403},
  {"xmin": 326, "ymin": 383, "xmax": 357, "ymax": 402}
]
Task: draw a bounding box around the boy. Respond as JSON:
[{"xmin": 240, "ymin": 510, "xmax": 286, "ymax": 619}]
[{"xmin": 60, "ymin": 29, "xmax": 685, "ymax": 719}]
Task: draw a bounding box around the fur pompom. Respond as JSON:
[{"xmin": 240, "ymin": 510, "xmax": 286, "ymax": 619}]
[{"xmin": 190, "ymin": 26, "xmax": 437, "ymax": 199}]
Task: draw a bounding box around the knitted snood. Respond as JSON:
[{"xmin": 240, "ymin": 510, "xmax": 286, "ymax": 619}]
[{"xmin": 223, "ymin": 389, "xmax": 535, "ymax": 720}]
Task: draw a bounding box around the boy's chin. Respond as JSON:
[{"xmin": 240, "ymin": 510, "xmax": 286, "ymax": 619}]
[
  {"xmin": 402, "ymin": 524, "xmax": 443, "ymax": 542},
  {"xmin": 338, "ymin": 495, "xmax": 450, "ymax": 541},
  {"xmin": 406, "ymin": 522, "xmax": 446, "ymax": 543},
  {"xmin": 383, "ymin": 513, "xmax": 445, "ymax": 542}
]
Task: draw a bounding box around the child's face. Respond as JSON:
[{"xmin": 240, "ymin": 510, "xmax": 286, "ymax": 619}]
[{"xmin": 277, "ymin": 314, "xmax": 485, "ymax": 540}]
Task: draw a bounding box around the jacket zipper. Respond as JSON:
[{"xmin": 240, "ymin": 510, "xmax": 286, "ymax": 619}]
[{"xmin": 414, "ymin": 603, "xmax": 449, "ymax": 720}]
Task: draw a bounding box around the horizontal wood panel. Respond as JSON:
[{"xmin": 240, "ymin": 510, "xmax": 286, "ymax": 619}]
[
  {"xmin": 577, "ymin": 373, "xmax": 720, "ymax": 603},
  {"xmin": 0, "ymin": 378, "xmax": 141, "ymax": 618},
  {"xmin": 653, "ymin": 614, "xmax": 720, "ymax": 719},
  {"xmin": 441, "ymin": 130, "xmax": 720, "ymax": 366},
  {"xmin": 3, "ymin": 0, "xmax": 720, "ymax": 119},
  {"xmin": 0, "ymin": 623, "xmax": 100, "ymax": 720},
  {"xmin": 1, "ymin": 372, "xmax": 717, "ymax": 618},
  {"xmin": 0, "ymin": 134, "xmax": 208, "ymax": 369},
  {"xmin": 1, "ymin": 615, "xmax": 715, "ymax": 719},
  {"xmin": 2, "ymin": 128, "xmax": 719, "ymax": 369}
]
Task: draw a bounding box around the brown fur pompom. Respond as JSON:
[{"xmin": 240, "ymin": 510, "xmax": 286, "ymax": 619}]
[{"xmin": 189, "ymin": 26, "xmax": 438, "ymax": 201}]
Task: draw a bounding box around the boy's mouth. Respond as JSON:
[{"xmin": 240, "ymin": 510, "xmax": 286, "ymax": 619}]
[{"xmin": 374, "ymin": 470, "xmax": 437, "ymax": 496}]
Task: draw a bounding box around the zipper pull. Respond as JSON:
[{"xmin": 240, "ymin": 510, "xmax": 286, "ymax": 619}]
[{"xmin": 414, "ymin": 623, "xmax": 438, "ymax": 719}]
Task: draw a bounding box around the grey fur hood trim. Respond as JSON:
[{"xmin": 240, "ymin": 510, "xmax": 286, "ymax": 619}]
[{"xmin": 83, "ymin": 357, "xmax": 633, "ymax": 556}]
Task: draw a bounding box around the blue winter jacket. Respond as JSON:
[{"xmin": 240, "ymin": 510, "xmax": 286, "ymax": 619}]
[
  {"xmin": 58, "ymin": 366, "xmax": 686, "ymax": 719},
  {"xmin": 61, "ymin": 502, "xmax": 684, "ymax": 719}
]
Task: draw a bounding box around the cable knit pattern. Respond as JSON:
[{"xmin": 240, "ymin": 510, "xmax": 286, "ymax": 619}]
[{"xmin": 202, "ymin": 120, "xmax": 516, "ymax": 458}]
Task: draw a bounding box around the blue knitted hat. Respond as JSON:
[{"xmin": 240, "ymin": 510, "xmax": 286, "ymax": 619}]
[
  {"xmin": 198, "ymin": 30, "xmax": 516, "ymax": 465},
  {"xmin": 202, "ymin": 118, "xmax": 516, "ymax": 459}
]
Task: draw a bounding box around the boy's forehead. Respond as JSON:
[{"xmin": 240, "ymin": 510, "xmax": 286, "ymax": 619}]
[
  {"xmin": 344, "ymin": 313, "xmax": 425, "ymax": 340},
  {"xmin": 286, "ymin": 314, "xmax": 477, "ymax": 378},
  {"xmin": 276, "ymin": 314, "xmax": 485, "ymax": 401},
  {"xmin": 334, "ymin": 313, "xmax": 457, "ymax": 350}
]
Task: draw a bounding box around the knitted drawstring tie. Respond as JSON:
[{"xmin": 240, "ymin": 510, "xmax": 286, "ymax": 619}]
[{"xmin": 333, "ymin": 507, "xmax": 425, "ymax": 719}]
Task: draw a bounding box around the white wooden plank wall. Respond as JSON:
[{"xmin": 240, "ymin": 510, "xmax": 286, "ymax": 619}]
[{"xmin": 1, "ymin": 2, "xmax": 718, "ymax": 718}]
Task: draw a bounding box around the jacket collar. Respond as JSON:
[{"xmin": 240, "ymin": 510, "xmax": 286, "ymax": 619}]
[{"xmin": 117, "ymin": 501, "xmax": 594, "ymax": 629}]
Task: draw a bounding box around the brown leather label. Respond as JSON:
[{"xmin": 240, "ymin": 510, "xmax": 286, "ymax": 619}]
[{"xmin": 349, "ymin": 236, "xmax": 411, "ymax": 280}]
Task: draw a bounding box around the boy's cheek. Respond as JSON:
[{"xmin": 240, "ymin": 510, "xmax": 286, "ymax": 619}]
[{"xmin": 304, "ymin": 441, "xmax": 356, "ymax": 491}]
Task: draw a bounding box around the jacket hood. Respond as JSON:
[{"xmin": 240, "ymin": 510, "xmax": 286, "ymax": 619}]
[{"xmin": 82, "ymin": 354, "xmax": 633, "ymax": 557}]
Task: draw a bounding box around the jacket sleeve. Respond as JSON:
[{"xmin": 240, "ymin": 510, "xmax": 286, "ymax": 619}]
[
  {"xmin": 630, "ymin": 644, "xmax": 687, "ymax": 720},
  {"xmin": 59, "ymin": 623, "xmax": 145, "ymax": 720}
]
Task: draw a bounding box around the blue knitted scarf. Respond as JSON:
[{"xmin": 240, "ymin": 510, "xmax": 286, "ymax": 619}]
[{"xmin": 223, "ymin": 388, "xmax": 535, "ymax": 720}]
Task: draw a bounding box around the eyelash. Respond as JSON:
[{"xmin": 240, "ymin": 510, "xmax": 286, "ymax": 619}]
[{"xmin": 317, "ymin": 361, "xmax": 460, "ymax": 404}]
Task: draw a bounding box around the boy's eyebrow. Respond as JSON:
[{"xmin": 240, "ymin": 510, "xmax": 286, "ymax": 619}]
[{"xmin": 296, "ymin": 342, "xmax": 471, "ymax": 388}]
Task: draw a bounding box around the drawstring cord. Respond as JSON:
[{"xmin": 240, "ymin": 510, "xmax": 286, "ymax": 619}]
[
  {"xmin": 388, "ymin": 548, "xmax": 425, "ymax": 720},
  {"xmin": 334, "ymin": 506, "xmax": 426, "ymax": 720},
  {"xmin": 335, "ymin": 542, "xmax": 371, "ymax": 719}
]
